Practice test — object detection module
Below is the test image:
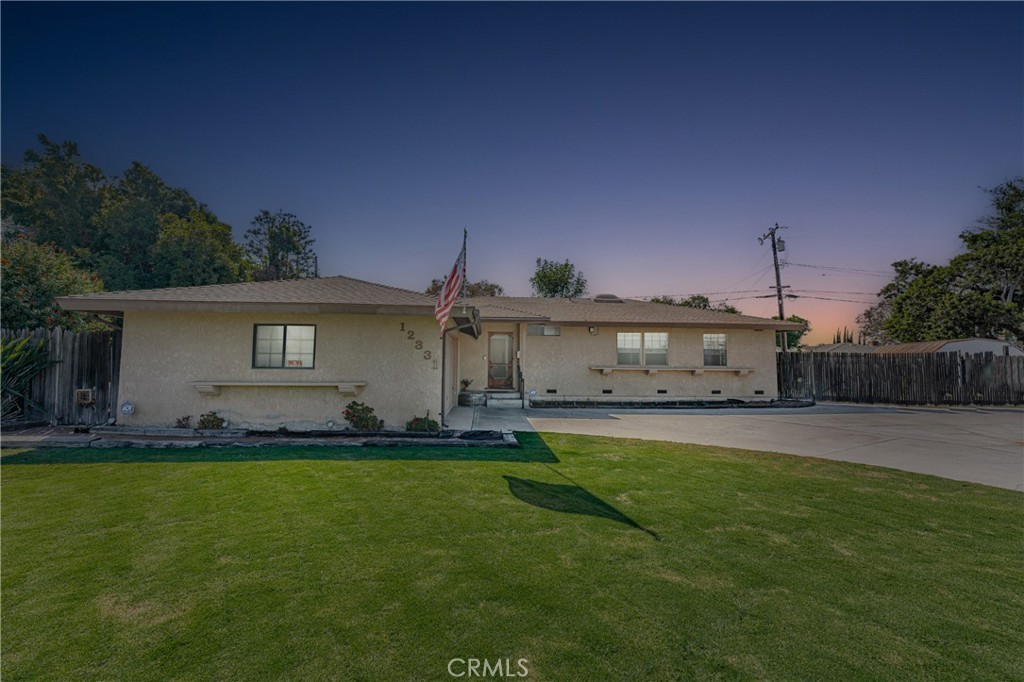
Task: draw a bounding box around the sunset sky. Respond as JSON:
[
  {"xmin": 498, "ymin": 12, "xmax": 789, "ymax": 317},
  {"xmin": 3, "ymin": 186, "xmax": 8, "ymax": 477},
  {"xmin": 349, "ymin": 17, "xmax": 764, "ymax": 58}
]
[{"xmin": 3, "ymin": 2, "xmax": 1020, "ymax": 344}]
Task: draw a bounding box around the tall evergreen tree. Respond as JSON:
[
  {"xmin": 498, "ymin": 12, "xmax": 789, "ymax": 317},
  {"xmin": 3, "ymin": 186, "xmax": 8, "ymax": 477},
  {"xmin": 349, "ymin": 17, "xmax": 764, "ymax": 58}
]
[{"xmin": 244, "ymin": 210, "xmax": 318, "ymax": 281}]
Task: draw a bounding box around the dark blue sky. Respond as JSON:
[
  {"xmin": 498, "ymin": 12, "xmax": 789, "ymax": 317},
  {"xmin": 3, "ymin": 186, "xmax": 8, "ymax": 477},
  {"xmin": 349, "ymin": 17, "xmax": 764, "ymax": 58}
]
[{"xmin": 3, "ymin": 2, "xmax": 1021, "ymax": 341}]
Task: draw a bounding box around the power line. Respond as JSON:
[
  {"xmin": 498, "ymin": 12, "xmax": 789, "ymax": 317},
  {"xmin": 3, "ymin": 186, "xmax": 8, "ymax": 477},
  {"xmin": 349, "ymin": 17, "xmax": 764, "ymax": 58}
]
[
  {"xmin": 785, "ymin": 262, "xmax": 890, "ymax": 276},
  {"xmin": 782, "ymin": 292, "xmax": 880, "ymax": 301},
  {"xmin": 790, "ymin": 288, "xmax": 880, "ymax": 296}
]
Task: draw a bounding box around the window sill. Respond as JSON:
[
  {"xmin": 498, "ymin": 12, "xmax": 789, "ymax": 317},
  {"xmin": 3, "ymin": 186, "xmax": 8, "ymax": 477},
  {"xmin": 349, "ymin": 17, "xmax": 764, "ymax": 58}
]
[
  {"xmin": 589, "ymin": 366, "xmax": 753, "ymax": 376},
  {"xmin": 193, "ymin": 381, "xmax": 367, "ymax": 396}
]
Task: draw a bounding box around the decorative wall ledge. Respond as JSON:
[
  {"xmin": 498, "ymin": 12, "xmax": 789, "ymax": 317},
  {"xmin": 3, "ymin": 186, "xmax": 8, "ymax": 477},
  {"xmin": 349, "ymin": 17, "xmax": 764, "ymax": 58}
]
[
  {"xmin": 192, "ymin": 381, "xmax": 368, "ymax": 396},
  {"xmin": 588, "ymin": 366, "xmax": 753, "ymax": 376}
]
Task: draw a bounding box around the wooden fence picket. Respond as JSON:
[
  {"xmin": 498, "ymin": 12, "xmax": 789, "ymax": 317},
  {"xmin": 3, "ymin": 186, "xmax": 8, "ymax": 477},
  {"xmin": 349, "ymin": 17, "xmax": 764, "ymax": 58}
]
[
  {"xmin": 777, "ymin": 351, "xmax": 1024, "ymax": 406},
  {"xmin": 2, "ymin": 327, "xmax": 123, "ymax": 425}
]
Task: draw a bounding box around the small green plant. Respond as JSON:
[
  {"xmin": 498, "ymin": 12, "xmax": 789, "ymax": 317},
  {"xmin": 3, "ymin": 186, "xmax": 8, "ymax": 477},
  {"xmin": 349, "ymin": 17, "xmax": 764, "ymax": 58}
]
[
  {"xmin": 343, "ymin": 401, "xmax": 383, "ymax": 431},
  {"xmin": 174, "ymin": 415, "xmax": 192, "ymax": 429},
  {"xmin": 460, "ymin": 379, "xmax": 473, "ymax": 391},
  {"xmin": 405, "ymin": 412, "xmax": 439, "ymax": 433},
  {"xmin": 197, "ymin": 411, "xmax": 226, "ymax": 430}
]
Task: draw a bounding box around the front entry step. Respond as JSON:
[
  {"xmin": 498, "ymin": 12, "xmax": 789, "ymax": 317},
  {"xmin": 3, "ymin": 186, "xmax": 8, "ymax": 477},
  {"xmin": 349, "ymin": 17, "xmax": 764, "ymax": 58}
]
[{"xmin": 486, "ymin": 392, "xmax": 524, "ymax": 408}]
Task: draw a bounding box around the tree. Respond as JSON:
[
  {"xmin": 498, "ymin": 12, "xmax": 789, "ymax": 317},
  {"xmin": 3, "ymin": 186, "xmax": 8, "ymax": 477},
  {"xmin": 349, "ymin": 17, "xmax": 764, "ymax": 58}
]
[
  {"xmin": 149, "ymin": 210, "xmax": 251, "ymax": 288},
  {"xmin": 860, "ymin": 179, "xmax": 1024, "ymax": 343},
  {"xmin": 425, "ymin": 279, "xmax": 504, "ymax": 297},
  {"xmin": 856, "ymin": 259, "xmax": 934, "ymax": 344},
  {"xmin": 833, "ymin": 327, "xmax": 855, "ymax": 343},
  {"xmin": 772, "ymin": 314, "xmax": 810, "ymax": 349},
  {"xmin": 88, "ymin": 162, "xmax": 214, "ymax": 290},
  {"xmin": 1, "ymin": 228, "xmax": 104, "ymax": 331},
  {"xmin": 0, "ymin": 134, "xmax": 104, "ymax": 252},
  {"xmin": 649, "ymin": 294, "xmax": 740, "ymax": 314},
  {"xmin": 244, "ymin": 210, "xmax": 318, "ymax": 281},
  {"xmin": 530, "ymin": 258, "xmax": 587, "ymax": 298},
  {"xmin": 1, "ymin": 136, "xmax": 233, "ymax": 292}
]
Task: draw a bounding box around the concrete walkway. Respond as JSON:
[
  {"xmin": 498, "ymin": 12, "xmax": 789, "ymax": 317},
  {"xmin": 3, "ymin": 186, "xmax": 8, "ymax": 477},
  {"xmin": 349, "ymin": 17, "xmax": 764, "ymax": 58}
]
[{"xmin": 448, "ymin": 404, "xmax": 1024, "ymax": 491}]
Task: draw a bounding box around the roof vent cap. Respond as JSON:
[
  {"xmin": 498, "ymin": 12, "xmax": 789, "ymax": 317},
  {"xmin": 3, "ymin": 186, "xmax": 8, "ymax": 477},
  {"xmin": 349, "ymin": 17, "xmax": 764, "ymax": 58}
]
[{"xmin": 593, "ymin": 293, "xmax": 623, "ymax": 303}]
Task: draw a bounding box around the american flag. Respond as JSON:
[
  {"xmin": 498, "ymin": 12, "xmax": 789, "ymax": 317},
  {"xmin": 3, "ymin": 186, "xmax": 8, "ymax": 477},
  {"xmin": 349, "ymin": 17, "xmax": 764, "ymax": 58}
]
[{"xmin": 434, "ymin": 231, "xmax": 467, "ymax": 331}]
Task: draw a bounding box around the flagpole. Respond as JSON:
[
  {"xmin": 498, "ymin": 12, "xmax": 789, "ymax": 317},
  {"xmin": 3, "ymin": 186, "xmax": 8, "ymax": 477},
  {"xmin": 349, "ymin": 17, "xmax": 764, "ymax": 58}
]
[
  {"xmin": 438, "ymin": 229, "xmax": 468, "ymax": 430},
  {"xmin": 441, "ymin": 330, "xmax": 447, "ymax": 429}
]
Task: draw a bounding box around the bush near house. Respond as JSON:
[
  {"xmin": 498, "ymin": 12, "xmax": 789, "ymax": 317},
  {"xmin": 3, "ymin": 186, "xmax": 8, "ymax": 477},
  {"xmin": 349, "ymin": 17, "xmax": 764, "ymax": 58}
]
[
  {"xmin": 197, "ymin": 411, "xmax": 225, "ymax": 430},
  {"xmin": 405, "ymin": 413, "xmax": 439, "ymax": 432},
  {"xmin": 343, "ymin": 401, "xmax": 383, "ymax": 431}
]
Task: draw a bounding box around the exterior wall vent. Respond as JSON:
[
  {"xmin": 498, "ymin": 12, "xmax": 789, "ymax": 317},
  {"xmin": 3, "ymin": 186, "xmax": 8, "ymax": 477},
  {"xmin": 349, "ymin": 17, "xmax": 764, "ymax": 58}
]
[
  {"xmin": 602, "ymin": 389, "xmax": 613, "ymax": 394},
  {"xmin": 711, "ymin": 389, "xmax": 722, "ymax": 395}
]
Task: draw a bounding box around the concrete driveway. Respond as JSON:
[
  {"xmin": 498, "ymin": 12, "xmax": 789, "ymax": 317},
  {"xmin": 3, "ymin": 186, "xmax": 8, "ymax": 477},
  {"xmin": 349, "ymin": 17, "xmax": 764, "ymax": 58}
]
[{"xmin": 454, "ymin": 404, "xmax": 1024, "ymax": 491}]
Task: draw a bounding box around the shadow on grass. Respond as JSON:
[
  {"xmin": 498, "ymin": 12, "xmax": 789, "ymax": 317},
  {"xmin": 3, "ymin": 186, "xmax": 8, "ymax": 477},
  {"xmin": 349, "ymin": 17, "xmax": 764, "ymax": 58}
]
[
  {"xmin": 0, "ymin": 432, "xmax": 559, "ymax": 465},
  {"xmin": 503, "ymin": 474, "xmax": 659, "ymax": 539}
]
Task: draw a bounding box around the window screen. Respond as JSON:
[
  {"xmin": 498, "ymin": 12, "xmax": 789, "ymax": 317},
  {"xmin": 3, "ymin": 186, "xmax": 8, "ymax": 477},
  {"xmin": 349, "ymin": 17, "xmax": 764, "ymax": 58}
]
[
  {"xmin": 703, "ymin": 333, "xmax": 727, "ymax": 366},
  {"xmin": 254, "ymin": 325, "xmax": 316, "ymax": 368}
]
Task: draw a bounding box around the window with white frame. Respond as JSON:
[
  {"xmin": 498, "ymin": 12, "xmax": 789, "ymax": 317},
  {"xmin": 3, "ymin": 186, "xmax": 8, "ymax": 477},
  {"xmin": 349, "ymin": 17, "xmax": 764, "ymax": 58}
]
[
  {"xmin": 617, "ymin": 332, "xmax": 668, "ymax": 366},
  {"xmin": 703, "ymin": 333, "xmax": 727, "ymax": 366},
  {"xmin": 253, "ymin": 324, "xmax": 316, "ymax": 369}
]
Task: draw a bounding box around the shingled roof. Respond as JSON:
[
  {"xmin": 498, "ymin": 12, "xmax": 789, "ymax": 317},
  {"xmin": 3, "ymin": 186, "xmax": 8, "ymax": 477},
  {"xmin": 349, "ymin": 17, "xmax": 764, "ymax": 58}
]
[
  {"xmin": 466, "ymin": 296, "xmax": 803, "ymax": 330},
  {"xmin": 58, "ymin": 278, "xmax": 803, "ymax": 330},
  {"xmin": 57, "ymin": 276, "xmax": 436, "ymax": 314}
]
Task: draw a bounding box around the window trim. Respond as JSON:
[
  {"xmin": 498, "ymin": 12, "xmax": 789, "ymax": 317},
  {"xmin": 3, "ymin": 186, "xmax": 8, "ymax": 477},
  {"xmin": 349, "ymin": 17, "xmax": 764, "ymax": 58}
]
[
  {"xmin": 616, "ymin": 331, "xmax": 669, "ymax": 367},
  {"xmin": 252, "ymin": 324, "xmax": 317, "ymax": 370},
  {"xmin": 702, "ymin": 333, "xmax": 728, "ymax": 367}
]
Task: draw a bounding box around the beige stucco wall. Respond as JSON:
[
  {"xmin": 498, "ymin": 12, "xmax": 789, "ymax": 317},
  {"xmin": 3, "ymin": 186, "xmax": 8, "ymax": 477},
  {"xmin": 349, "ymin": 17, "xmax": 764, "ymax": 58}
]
[
  {"xmin": 458, "ymin": 324, "xmax": 779, "ymax": 401},
  {"xmin": 117, "ymin": 311, "xmax": 444, "ymax": 429}
]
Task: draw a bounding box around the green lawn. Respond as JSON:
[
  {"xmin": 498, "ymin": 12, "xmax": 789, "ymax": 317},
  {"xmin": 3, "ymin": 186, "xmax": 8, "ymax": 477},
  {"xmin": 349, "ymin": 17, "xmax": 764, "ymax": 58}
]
[{"xmin": 2, "ymin": 433, "xmax": 1022, "ymax": 681}]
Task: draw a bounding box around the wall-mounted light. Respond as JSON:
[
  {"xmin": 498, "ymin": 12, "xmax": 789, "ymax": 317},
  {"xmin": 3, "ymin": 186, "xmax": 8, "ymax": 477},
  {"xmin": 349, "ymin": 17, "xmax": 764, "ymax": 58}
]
[{"xmin": 588, "ymin": 326, "xmax": 598, "ymax": 335}]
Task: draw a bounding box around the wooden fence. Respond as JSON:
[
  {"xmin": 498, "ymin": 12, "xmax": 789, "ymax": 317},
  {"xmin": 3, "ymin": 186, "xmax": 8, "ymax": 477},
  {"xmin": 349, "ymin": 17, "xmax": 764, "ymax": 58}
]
[
  {"xmin": 778, "ymin": 351, "xmax": 1024, "ymax": 405},
  {"xmin": 2, "ymin": 327, "xmax": 122, "ymax": 425}
]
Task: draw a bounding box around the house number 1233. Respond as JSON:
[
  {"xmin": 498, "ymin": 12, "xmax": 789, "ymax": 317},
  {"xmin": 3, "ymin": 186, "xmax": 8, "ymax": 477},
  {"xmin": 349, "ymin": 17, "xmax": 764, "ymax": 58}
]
[{"xmin": 400, "ymin": 323, "xmax": 436, "ymax": 365}]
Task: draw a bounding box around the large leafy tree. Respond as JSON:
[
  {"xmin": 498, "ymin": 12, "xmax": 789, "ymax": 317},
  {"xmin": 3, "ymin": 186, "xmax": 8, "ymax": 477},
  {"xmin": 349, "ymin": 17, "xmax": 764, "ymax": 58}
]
[
  {"xmin": 859, "ymin": 179, "xmax": 1024, "ymax": 343},
  {"xmin": 0, "ymin": 134, "xmax": 104, "ymax": 251},
  {"xmin": 425, "ymin": 279, "xmax": 505, "ymax": 297},
  {"xmin": 1, "ymin": 227, "xmax": 104, "ymax": 331},
  {"xmin": 530, "ymin": 258, "xmax": 587, "ymax": 298},
  {"xmin": 244, "ymin": 210, "xmax": 318, "ymax": 281},
  {"xmin": 89, "ymin": 162, "xmax": 213, "ymax": 290},
  {"xmin": 149, "ymin": 210, "xmax": 251, "ymax": 288}
]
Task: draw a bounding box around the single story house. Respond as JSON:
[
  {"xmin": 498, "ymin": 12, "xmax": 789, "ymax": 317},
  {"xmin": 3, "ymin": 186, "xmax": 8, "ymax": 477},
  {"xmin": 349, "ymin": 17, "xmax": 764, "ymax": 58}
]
[
  {"xmin": 873, "ymin": 338, "xmax": 1024, "ymax": 357},
  {"xmin": 58, "ymin": 277, "xmax": 803, "ymax": 429},
  {"xmin": 804, "ymin": 342, "xmax": 880, "ymax": 354}
]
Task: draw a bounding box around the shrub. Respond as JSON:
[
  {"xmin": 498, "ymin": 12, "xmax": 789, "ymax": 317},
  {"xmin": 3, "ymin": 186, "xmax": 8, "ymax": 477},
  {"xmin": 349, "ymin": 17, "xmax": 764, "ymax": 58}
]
[
  {"xmin": 460, "ymin": 379, "xmax": 473, "ymax": 391},
  {"xmin": 405, "ymin": 412, "xmax": 439, "ymax": 433},
  {"xmin": 1, "ymin": 336, "xmax": 59, "ymax": 420},
  {"xmin": 343, "ymin": 401, "xmax": 383, "ymax": 431},
  {"xmin": 174, "ymin": 415, "xmax": 191, "ymax": 429},
  {"xmin": 197, "ymin": 411, "xmax": 226, "ymax": 430}
]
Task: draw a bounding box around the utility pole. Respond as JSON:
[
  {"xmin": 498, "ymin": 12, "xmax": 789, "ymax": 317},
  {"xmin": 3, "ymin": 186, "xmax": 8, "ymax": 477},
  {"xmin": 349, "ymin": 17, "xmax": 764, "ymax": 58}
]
[{"xmin": 759, "ymin": 223, "xmax": 789, "ymax": 351}]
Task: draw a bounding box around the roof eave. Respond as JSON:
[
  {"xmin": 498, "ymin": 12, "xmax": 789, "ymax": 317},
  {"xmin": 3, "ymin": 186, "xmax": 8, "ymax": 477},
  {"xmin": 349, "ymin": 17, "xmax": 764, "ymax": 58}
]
[{"xmin": 56, "ymin": 298, "xmax": 437, "ymax": 316}]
